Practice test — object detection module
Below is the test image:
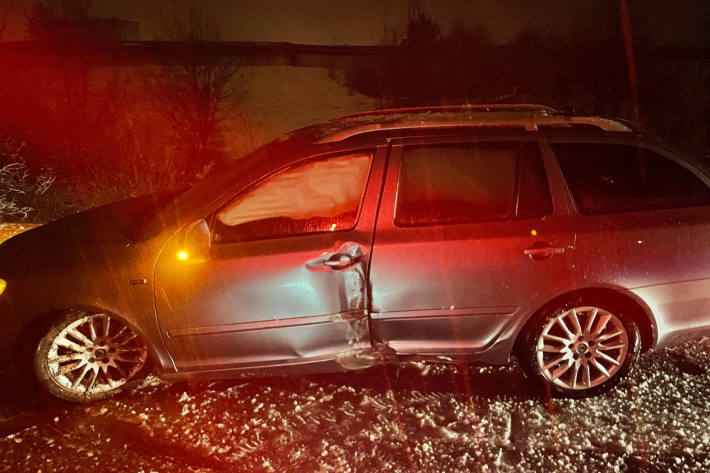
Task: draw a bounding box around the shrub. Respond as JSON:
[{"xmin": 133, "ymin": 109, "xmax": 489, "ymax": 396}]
[{"xmin": 0, "ymin": 137, "xmax": 57, "ymax": 223}]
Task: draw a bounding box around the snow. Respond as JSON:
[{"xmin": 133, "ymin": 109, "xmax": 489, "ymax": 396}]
[
  {"xmin": 242, "ymin": 66, "xmax": 376, "ymax": 137},
  {"xmin": 0, "ymin": 223, "xmax": 40, "ymax": 245},
  {"xmin": 222, "ymin": 66, "xmax": 377, "ymax": 159},
  {"xmin": 2, "ymin": 338, "xmax": 710, "ymax": 472}
]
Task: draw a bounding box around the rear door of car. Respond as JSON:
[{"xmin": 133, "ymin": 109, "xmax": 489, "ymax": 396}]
[{"xmin": 368, "ymin": 135, "xmax": 575, "ymax": 358}]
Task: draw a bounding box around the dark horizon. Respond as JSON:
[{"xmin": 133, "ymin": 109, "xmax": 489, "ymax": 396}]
[{"xmin": 3, "ymin": 0, "xmax": 710, "ymax": 47}]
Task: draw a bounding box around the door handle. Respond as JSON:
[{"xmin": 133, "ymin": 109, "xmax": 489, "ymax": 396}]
[
  {"xmin": 305, "ymin": 242, "xmax": 365, "ymax": 271},
  {"xmin": 524, "ymin": 242, "xmax": 565, "ymax": 261},
  {"xmin": 323, "ymin": 253, "xmax": 360, "ymax": 269}
]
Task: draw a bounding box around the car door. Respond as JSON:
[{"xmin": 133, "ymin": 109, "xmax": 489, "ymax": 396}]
[
  {"xmin": 368, "ymin": 136, "xmax": 575, "ymax": 357},
  {"xmin": 154, "ymin": 149, "xmax": 386, "ymax": 372}
]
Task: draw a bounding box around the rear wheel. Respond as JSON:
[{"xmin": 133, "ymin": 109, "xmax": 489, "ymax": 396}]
[
  {"xmin": 33, "ymin": 311, "xmax": 148, "ymax": 402},
  {"xmin": 519, "ymin": 301, "xmax": 640, "ymax": 398}
]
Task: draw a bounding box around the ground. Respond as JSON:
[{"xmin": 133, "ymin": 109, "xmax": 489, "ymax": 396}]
[
  {"xmin": 0, "ymin": 223, "xmax": 40, "ymax": 245},
  {"xmin": 223, "ymin": 66, "xmax": 377, "ymax": 158},
  {"xmin": 1, "ymin": 338, "xmax": 709, "ymax": 473}
]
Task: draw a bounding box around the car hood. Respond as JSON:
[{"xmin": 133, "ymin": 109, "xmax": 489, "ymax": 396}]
[{"xmin": 0, "ymin": 192, "xmax": 182, "ymax": 278}]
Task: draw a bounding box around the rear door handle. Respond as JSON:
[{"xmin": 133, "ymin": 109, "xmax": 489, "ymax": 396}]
[
  {"xmin": 524, "ymin": 242, "xmax": 565, "ymax": 260},
  {"xmin": 524, "ymin": 246, "xmax": 565, "ymax": 256}
]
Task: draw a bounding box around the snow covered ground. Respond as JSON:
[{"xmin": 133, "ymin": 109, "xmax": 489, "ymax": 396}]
[
  {"xmin": 2, "ymin": 338, "xmax": 710, "ymax": 473},
  {"xmin": 222, "ymin": 65, "xmax": 378, "ymax": 159},
  {"xmin": 0, "ymin": 223, "xmax": 40, "ymax": 245}
]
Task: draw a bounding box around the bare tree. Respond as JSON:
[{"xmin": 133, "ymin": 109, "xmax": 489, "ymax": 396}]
[
  {"xmin": 0, "ymin": 0, "xmax": 11, "ymax": 40},
  {"xmin": 0, "ymin": 137, "xmax": 55, "ymax": 222},
  {"xmin": 12, "ymin": 0, "xmax": 157, "ymax": 210},
  {"xmin": 23, "ymin": 0, "xmax": 126, "ymax": 165},
  {"xmin": 147, "ymin": 4, "xmax": 248, "ymax": 171},
  {"xmin": 380, "ymin": 0, "xmax": 400, "ymax": 47},
  {"xmin": 0, "ymin": 0, "xmax": 25, "ymax": 41}
]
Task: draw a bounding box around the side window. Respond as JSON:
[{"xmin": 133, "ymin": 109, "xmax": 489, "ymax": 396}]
[
  {"xmin": 213, "ymin": 153, "xmax": 372, "ymax": 243},
  {"xmin": 395, "ymin": 142, "xmax": 551, "ymax": 227},
  {"xmin": 552, "ymin": 143, "xmax": 710, "ymax": 215}
]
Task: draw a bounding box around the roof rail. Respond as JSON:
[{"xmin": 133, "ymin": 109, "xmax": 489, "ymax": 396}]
[
  {"xmin": 316, "ymin": 116, "xmax": 632, "ymax": 143},
  {"xmin": 336, "ymin": 103, "xmax": 557, "ymax": 120}
]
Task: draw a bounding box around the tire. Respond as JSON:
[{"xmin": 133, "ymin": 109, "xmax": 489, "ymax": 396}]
[
  {"xmin": 518, "ymin": 298, "xmax": 641, "ymax": 398},
  {"xmin": 33, "ymin": 310, "xmax": 148, "ymax": 402}
]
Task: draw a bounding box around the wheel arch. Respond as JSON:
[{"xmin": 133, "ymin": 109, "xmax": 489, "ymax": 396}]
[
  {"xmin": 12, "ymin": 305, "xmax": 160, "ymax": 381},
  {"xmin": 513, "ymin": 287, "xmax": 657, "ymax": 355}
]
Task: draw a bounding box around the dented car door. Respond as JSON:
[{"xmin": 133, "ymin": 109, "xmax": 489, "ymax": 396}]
[{"xmin": 154, "ymin": 150, "xmax": 385, "ymax": 372}]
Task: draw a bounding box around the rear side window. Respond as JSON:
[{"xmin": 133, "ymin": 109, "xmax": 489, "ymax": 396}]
[
  {"xmin": 395, "ymin": 142, "xmax": 551, "ymax": 227},
  {"xmin": 552, "ymin": 143, "xmax": 710, "ymax": 215}
]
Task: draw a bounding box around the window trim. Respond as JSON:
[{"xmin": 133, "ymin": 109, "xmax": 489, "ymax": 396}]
[
  {"xmin": 392, "ymin": 141, "xmax": 553, "ymax": 228},
  {"xmin": 210, "ymin": 149, "xmax": 376, "ymax": 244}
]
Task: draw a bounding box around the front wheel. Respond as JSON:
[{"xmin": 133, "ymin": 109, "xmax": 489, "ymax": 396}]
[
  {"xmin": 519, "ymin": 303, "xmax": 640, "ymax": 398},
  {"xmin": 33, "ymin": 311, "xmax": 148, "ymax": 402}
]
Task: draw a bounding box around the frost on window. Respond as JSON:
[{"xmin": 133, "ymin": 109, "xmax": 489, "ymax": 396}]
[{"xmin": 215, "ymin": 153, "xmax": 372, "ymax": 242}]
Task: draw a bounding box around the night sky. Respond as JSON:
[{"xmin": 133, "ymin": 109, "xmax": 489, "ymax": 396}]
[
  {"xmin": 90, "ymin": 0, "xmax": 605, "ymax": 45},
  {"xmin": 6, "ymin": 0, "xmax": 710, "ymax": 47}
]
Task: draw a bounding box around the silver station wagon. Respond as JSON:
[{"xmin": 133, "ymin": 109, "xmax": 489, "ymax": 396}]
[{"xmin": 2, "ymin": 104, "xmax": 710, "ymax": 402}]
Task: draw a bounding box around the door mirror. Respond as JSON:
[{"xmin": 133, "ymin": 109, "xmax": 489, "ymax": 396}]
[{"xmin": 182, "ymin": 219, "xmax": 211, "ymax": 257}]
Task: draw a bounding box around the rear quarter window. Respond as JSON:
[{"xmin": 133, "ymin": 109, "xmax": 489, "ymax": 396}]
[{"xmin": 552, "ymin": 143, "xmax": 710, "ymax": 215}]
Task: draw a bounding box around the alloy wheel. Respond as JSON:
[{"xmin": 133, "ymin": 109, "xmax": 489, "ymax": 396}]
[
  {"xmin": 43, "ymin": 313, "xmax": 147, "ymax": 397},
  {"xmin": 535, "ymin": 306, "xmax": 629, "ymax": 390}
]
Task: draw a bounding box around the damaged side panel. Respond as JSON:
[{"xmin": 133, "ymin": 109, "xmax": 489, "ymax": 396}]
[
  {"xmin": 332, "ymin": 243, "xmax": 381, "ymax": 369},
  {"xmin": 154, "ymin": 147, "xmax": 388, "ymax": 376},
  {"xmin": 156, "ymin": 238, "xmax": 376, "ymax": 372}
]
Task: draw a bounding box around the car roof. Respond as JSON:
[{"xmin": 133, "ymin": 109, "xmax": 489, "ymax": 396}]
[
  {"xmin": 299, "ymin": 104, "xmax": 708, "ymax": 177},
  {"xmin": 174, "ymin": 104, "xmax": 706, "ymax": 228},
  {"xmin": 305, "ymin": 104, "xmax": 634, "ymax": 144}
]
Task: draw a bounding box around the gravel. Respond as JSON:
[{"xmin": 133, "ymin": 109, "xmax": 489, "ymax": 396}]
[{"xmin": 1, "ymin": 338, "xmax": 710, "ymax": 473}]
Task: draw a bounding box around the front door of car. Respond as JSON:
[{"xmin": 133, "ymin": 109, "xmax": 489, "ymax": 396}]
[
  {"xmin": 154, "ymin": 149, "xmax": 385, "ymax": 372},
  {"xmin": 369, "ymin": 137, "xmax": 575, "ymax": 357}
]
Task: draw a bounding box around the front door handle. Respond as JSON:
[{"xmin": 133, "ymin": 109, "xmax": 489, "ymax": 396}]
[
  {"xmin": 524, "ymin": 242, "xmax": 565, "ymax": 261},
  {"xmin": 305, "ymin": 242, "xmax": 365, "ymax": 271},
  {"xmin": 323, "ymin": 253, "xmax": 360, "ymax": 269}
]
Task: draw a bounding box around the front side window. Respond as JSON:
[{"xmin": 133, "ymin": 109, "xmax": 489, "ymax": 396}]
[
  {"xmin": 552, "ymin": 143, "xmax": 710, "ymax": 215},
  {"xmin": 395, "ymin": 142, "xmax": 551, "ymax": 227},
  {"xmin": 214, "ymin": 153, "xmax": 372, "ymax": 243}
]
